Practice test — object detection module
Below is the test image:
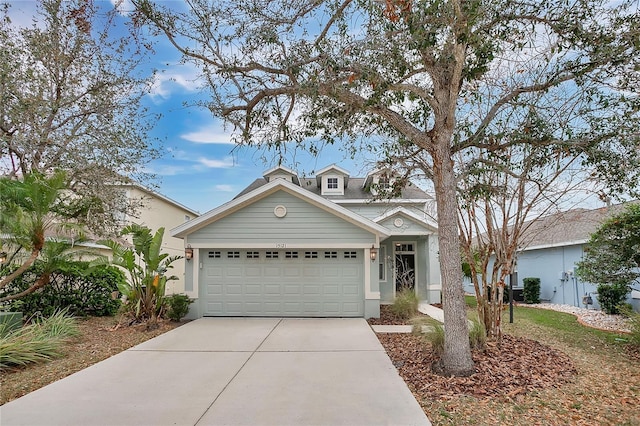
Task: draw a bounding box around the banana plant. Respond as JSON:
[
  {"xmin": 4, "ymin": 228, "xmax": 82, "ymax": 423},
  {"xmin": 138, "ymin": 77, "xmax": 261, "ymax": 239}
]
[{"xmin": 99, "ymin": 224, "xmax": 181, "ymax": 323}]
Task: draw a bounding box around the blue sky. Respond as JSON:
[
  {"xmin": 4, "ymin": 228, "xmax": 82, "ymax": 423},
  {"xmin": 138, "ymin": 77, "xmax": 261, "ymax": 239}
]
[{"xmin": 8, "ymin": 0, "xmax": 374, "ymax": 214}]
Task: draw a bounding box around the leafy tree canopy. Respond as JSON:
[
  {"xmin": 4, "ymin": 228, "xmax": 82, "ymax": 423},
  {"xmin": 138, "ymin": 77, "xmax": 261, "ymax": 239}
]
[
  {"xmin": 0, "ymin": 0, "xmax": 160, "ymax": 235},
  {"xmin": 132, "ymin": 0, "xmax": 640, "ymax": 376},
  {"xmin": 576, "ymin": 203, "xmax": 640, "ymax": 288}
]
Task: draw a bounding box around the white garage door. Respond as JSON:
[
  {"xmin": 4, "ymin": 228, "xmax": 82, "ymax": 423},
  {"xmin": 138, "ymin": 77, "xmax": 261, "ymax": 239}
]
[{"xmin": 202, "ymin": 249, "xmax": 364, "ymax": 317}]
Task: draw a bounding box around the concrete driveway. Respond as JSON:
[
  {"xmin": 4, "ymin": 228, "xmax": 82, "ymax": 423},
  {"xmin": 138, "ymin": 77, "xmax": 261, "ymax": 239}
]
[{"xmin": 1, "ymin": 318, "xmax": 431, "ymax": 426}]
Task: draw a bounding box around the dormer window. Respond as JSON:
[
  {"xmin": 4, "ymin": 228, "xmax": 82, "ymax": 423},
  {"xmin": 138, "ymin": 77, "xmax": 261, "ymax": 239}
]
[
  {"xmin": 262, "ymin": 165, "xmax": 300, "ymax": 185},
  {"xmin": 316, "ymin": 164, "xmax": 350, "ymax": 196}
]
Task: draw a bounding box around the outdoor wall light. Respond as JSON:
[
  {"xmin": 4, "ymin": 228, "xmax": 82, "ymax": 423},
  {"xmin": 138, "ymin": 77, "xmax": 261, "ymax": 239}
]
[
  {"xmin": 185, "ymin": 245, "xmax": 194, "ymax": 261},
  {"xmin": 0, "ymin": 251, "xmax": 7, "ymax": 264},
  {"xmin": 370, "ymin": 245, "xmax": 378, "ymax": 262}
]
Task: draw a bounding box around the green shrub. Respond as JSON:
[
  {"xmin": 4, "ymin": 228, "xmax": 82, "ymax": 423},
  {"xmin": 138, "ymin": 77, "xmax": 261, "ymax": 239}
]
[
  {"xmin": 1, "ymin": 262, "xmax": 123, "ymax": 318},
  {"xmin": 523, "ymin": 277, "xmax": 541, "ymax": 304},
  {"xmin": 420, "ymin": 320, "xmax": 485, "ymax": 355},
  {"xmin": 597, "ymin": 283, "xmax": 630, "ymax": 314},
  {"xmin": 422, "ymin": 323, "xmax": 445, "ymax": 355},
  {"xmin": 390, "ymin": 288, "xmax": 419, "ymax": 319},
  {"xmin": 165, "ymin": 294, "xmax": 193, "ymax": 322},
  {"xmin": 469, "ymin": 319, "xmax": 486, "ymax": 350},
  {"xmin": 0, "ymin": 310, "xmax": 78, "ymax": 369}
]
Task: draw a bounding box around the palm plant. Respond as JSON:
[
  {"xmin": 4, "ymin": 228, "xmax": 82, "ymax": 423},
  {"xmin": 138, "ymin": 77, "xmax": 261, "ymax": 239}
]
[
  {"xmin": 100, "ymin": 224, "xmax": 181, "ymax": 324},
  {"xmin": 0, "ymin": 171, "xmax": 85, "ymax": 298}
]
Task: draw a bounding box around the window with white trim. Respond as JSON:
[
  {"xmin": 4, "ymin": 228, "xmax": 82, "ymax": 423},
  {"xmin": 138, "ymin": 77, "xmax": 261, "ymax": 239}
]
[
  {"xmin": 378, "ymin": 246, "xmax": 387, "ymax": 280},
  {"xmin": 266, "ymin": 251, "xmax": 279, "ymax": 259},
  {"xmin": 246, "ymin": 251, "xmax": 260, "ymax": 259},
  {"xmin": 343, "ymin": 251, "xmax": 357, "ymax": 259},
  {"xmin": 285, "ymin": 251, "xmax": 299, "ymax": 259},
  {"xmin": 227, "ymin": 251, "xmax": 240, "ymax": 258},
  {"xmin": 208, "ymin": 251, "xmax": 221, "ymax": 258},
  {"xmin": 324, "ymin": 251, "xmax": 337, "ymax": 259},
  {"xmin": 327, "ymin": 177, "xmax": 338, "ymax": 189},
  {"xmin": 305, "ymin": 251, "xmax": 318, "ymax": 258},
  {"xmin": 395, "ymin": 243, "xmax": 414, "ymax": 252}
]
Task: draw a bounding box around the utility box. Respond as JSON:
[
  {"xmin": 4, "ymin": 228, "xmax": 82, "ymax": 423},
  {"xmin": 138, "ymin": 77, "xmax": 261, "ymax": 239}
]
[{"xmin": 0, "ymin": 312, "xmax": 23, "ymax": 333}]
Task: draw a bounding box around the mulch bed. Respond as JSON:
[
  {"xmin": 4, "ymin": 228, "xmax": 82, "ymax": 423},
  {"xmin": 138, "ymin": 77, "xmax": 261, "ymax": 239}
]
[
  {"xmin": 367, "ymin": 304, "xmax": 429, "ymax": 325},
  {"xmin": 378, "ymin": 333, "xmax": 577, "ymax": 400}
]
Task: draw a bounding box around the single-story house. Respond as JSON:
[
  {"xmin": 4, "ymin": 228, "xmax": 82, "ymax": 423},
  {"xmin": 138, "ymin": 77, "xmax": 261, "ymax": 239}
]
[
  {"xmin": 463, "ymin": 202, "xmax": 640, "ymax": 311},
  {"xmin": 172, "ymin": 165, "xmax": 441, "ymax": 319}
]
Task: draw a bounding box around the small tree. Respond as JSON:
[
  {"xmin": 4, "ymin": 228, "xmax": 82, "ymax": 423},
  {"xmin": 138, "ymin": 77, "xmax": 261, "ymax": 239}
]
[
  {"xmin": 576, "ymin": 204, "xmax": 640, "ymax": 289},
  {"xmin": 0, "ymin": 171, "xmax": 87, "ymax": 300},
  {"xmin": 101, "ymin": 224, "xmax": 181, "ymax": 325}
]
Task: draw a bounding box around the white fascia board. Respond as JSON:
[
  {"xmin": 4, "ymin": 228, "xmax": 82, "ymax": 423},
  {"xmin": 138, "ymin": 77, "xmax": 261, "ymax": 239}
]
[
  {"xmin": 262, "ymin": 165, "xmax": 300, "ymax": 184},
  {"xmin": 373, "ymin": 207, "xmax": 439, "ymax": 232},
  {"xmin": 334, "ymin": 199, "xmax": 428, "ymax": 205},
  {"xmin": 315, "ymin": 164, "xmax": 350, "ymax": 176},
  {"xmin": 171, "ymin": 178, "xmax": 391, "ymax": 239},
  {"xmin": 519, "ymin": 240, "xmax": 587, "ymax": 252},
  {"xmin": 126, "ymin": 184, "xmax": 200, "ymax": 217}
]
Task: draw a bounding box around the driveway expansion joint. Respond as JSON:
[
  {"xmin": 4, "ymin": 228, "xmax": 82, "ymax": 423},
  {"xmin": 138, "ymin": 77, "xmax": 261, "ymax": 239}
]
[{"xmin": 194, "ymin": 317, "xmax": 283, "ymax": 426}]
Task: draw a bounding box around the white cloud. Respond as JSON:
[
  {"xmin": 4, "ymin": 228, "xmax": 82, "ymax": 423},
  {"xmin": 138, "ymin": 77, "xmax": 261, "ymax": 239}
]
[
  {"xmin": 197, "ymin": 157, "xmax": 235, "ymax": 168},
  {"xmin": 215, "ymin": 184, "xmax": 235, "ymax": 192},
  {"xmin": 110, "ymin": 0, "xmax": 134, "ymax": 14},
  {"xmin": 181, "ymin": 125, "xmax": 235, "ymax": 144},
  {"xmin": 149, "ymin": 65, "xmax": 201, "ymax": 101}
]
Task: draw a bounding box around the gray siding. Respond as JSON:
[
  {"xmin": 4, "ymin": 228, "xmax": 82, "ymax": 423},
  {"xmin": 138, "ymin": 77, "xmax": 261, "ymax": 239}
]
[
  {"xmin": 462, "ymin": 244, "xmax": 604, "ymax": 309},
  {"xmin": 379, "ymin": 216, "xmax": 432, "ymax": 235},
  {"xmin": 343, "ymin": 204, "xmax": 426, "ymax": 220},
  {"xmin": 187, "ymin": 191, "xmax": 376, "ymax": 245}
]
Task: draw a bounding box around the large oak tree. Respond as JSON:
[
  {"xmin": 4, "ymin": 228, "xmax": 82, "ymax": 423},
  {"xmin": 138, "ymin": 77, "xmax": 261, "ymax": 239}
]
[
  {"xmin": 0, "ymin": 0, "xmax": 159, "ymax": 236},
  {"xmin": 133, "ymin": 0, "xmax": 639, "ymax": 376}
]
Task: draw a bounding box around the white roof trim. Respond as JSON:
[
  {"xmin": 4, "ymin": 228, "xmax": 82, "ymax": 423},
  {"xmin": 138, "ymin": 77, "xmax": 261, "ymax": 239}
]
[
  {"xmin": 519, "ymin": 239, "xmax": 587, "ymax": 252},
  {"xmin": 122, "ymin": 184, "xmax": 200, "ymax": 216},
  {"xmin": 373, "ymin": 207, "xmax": 438, "ymax": 232},
  {"xmin": 171, "ymin": 178, "xmax": 391, "ymax": 239},
  {"xmin": 315, "ymin": 164, "xmax": 350, "ymax": 176},
  {"xmin": 334, "ymin": 199, "xmax": 428, "ymax": 204}
]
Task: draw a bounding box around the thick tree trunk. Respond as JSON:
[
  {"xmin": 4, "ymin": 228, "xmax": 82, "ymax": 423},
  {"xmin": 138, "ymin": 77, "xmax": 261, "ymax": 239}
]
[{"xmin": 432, "ymin": 139, "xmax": 475, "ymax": 376}]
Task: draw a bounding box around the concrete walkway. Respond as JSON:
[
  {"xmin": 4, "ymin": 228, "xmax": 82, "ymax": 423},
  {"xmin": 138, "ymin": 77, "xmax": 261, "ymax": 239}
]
[{"xmin": 1, "ymin": 318, "xmax": 431, "ymax": 426}]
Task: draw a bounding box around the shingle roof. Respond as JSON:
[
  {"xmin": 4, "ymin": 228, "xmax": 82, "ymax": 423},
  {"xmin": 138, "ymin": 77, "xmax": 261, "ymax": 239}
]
[
  {"xmin": 234, "ymin": 177, "xmax": 430, "ymax": 201},
  {"xmin": 520, "ymin": 202, "xmax": 636, "ymax": 250}
]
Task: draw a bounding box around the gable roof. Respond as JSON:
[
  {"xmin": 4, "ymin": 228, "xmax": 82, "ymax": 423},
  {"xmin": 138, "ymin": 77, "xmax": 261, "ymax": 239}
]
[
  {"xmin": 520, "ymin": 202, "xmax": 635, "ymax": 251},
  {"xmin": 126, "ymin": 184, "xmax": 200, "ymax": 217},
  {"xmin": 171, "ymin": 178, "xmax": 391, "ymax": 239},
  {"xmin": 373, "ymin": 207, "xmax": 438, "ymax": 233},
  {"xmin": 262, "ymin": 165, "xmax": 300, "ymax": 185}
]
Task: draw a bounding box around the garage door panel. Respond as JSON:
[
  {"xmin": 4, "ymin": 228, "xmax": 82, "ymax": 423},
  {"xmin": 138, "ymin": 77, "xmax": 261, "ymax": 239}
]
[
  {"xmin": 203, "ymin": 250, "xmax": 363, "ymax": 317},
  {"xmin": 265, "ymin": 267, "xmax": 281, "ymax": 277},
  {"xmin": 206, "ymin": 267, "xmax": 223, "ymax": 278},
  {"xmin": 283, "ymin": 267, "xmax": 300, "ymax": 277},
  {"xmin": 324, "ymin": 285, "xmax": 339, "ymax": 295},
  {"xmin": 245, "ymin": 267, "xmax": 261, "ymax": 277},
  {"xmin": 225, "ymin": 284, "xmax": 243, "ymax": 295},
  {"xmin": 245, "ymin": 284, "xmax": 262, "ymax": 295},
  {"xmin": 207, "ymin": 284, "xmax": 223, "ymax": 296},
  {"xmin": 264, "ymin": 284, "xmax": 281, "ymax": 295},
  {"xmin": 226, "ymin": 267, "xmax": 243, "ymax": 277}
]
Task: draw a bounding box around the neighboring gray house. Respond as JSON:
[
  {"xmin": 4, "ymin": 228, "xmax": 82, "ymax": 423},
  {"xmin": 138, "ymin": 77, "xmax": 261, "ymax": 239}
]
[
  {"xmin": 464, "ymin": 203, "xmax": 640, "ymax": 311},
  {"xmin": 171, "ymin": 165, "xmax": 441, "ymax": 319}
]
